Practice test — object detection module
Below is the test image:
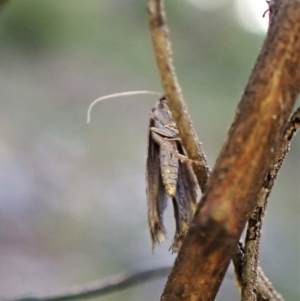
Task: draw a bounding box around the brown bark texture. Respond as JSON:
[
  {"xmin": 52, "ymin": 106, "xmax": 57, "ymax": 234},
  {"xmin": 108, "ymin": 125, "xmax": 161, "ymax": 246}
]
[
  {"xmin": 236, "ymin": 6, "xmax": 300, "ymax": 301},
  {"xmin": 239, "ymin": 106, "xmax": 299, "ymax": 301},
  {"xmin": 148, "ymin": 0, "xmax": 300, "ymax": 301},
  {"xmin": 233, "ymin": 242, "xmax": 285, "ymax": 301}
]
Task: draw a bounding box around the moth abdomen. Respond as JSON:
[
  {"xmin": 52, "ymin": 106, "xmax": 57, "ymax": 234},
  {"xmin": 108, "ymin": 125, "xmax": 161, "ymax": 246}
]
[
  {"xmin": 160, "ymin": 164, "xmax": 178, "ymax": 197},
  {"xmin": 159, "ymin": 140, "xmax": 179, "ymax": 198}
]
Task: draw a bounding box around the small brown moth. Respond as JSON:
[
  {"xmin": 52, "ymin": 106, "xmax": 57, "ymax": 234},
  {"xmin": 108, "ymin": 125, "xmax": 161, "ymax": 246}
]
[
  {"xmin": 146, "ymin": 96, "xmax": 198, "ymax": 252},
  {"xmin": 87, "ymin": 91, "xmax": 198, "ymax": 252}
]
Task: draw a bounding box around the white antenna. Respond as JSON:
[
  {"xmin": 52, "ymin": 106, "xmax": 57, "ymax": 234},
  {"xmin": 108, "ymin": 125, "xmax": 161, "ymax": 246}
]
[{"xmin": 87, "ymin": 90, "xmax": 161, "ymax": 123}]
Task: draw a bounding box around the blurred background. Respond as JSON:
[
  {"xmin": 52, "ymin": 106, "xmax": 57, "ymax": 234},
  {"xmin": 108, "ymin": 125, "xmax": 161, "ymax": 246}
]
[{"xmin": 0, "ymin": 1, "xmax": 299, "ymax": 300}]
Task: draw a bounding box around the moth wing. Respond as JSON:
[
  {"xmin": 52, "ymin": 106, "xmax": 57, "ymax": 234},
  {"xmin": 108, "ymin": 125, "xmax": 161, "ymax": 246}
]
[
  {"xmin": 146, "ymin": 116, "xmax": 168, "ymax": 248},
  {"xmin": 170, "ymin": 143, "xmax": 199, "ymax": 252}
]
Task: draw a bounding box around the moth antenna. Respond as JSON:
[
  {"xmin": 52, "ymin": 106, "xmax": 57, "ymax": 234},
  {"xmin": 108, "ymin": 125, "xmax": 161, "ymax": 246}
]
[{"xmin": 87, "ymin": 90, "xmax": 162, "ymax": 123}]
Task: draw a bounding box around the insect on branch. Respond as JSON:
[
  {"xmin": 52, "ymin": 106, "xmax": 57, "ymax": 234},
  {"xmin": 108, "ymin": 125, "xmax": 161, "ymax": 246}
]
[{"xmin": 147, "ymin": 1, "xmax": 300, "ymax": 301}]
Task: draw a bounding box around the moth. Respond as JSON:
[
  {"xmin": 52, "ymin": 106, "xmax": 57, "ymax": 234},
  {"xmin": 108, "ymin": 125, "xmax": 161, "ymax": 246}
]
[
  {"xmin": 146, "ymin": 96, "xmax": 198, "ymax": 252},
  {"xmin": 86, "ymin": 91, "xmax": 198, "ymax": 252}
]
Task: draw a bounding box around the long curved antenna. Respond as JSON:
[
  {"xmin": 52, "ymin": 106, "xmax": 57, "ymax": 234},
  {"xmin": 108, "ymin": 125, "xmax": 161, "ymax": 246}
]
[{"xmin": 87, "ymin": 90, "xmax": 161, "ymax": 123}]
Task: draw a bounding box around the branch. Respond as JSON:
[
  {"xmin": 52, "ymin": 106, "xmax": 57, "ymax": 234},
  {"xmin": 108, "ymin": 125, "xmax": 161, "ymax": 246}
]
[
  {"xmin": 233, "ymin": 242, "xmax": 284, "ymax": 301},
  {"xmin": 146, "ymin": 1, "xmax": 285, "ymax": 299},
  {"xmin": 8, "ymin": 265, "xmax": 171, "ymax": 301},
  {"xmin": 240, "ymin": 106, "xmax": 300, "ymax": 301},
  {"xmin": 148, "ymin": 0, "xmax": 300, "ymax": 300},
  {"xmin": 147, "ymin": 0, "xmax": 210, "ymax": 193}
]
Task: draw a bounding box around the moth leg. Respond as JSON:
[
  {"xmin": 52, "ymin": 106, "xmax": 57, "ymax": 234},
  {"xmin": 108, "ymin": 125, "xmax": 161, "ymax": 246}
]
[
  {"xmin": 150, "ymin": 126, "xmax": 177, "ymax": 138},
  {"xmin": 150, "ymin": 112, "xmax": 179, "ymax": 135},
  {"xmin": 150, "ymin": 127, "xmax": 181, "ymax": 141},
  {"xmin": 163, "ymin": 137, "xmax": 181, "ymax": 141},
  {"xmin": 150, "ymin": 131, "xmax": 188, "ymax": 162}
]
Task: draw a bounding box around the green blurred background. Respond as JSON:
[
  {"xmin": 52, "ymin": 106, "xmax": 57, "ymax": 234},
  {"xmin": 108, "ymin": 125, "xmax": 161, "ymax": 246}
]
[{"xmin": 0, "ymin": 1, "xmax": 299, "ymax": 300}]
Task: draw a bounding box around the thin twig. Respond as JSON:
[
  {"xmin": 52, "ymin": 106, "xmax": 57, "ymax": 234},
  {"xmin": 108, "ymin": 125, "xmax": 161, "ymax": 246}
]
[
  {"xmin": 8, "ymin": 265, "xmax": 171, "ymax": 301},
  {"xmin": 240, "ymin": 106, "xmax": 300, "ymax": 301},
  {"xmin": 262, "ymin": 105, "xmax": 300, "ymax": 214},
  {"xmin": 148, "ymin": 0, "xmax": 300, "ymax": 300},
  {"xmin": 233, "ymin": 242, "xmax": 283, "ymax": 301},
  {"xmin": 147, "ymin": 0, "xmax": 210, "ymax": 193}
]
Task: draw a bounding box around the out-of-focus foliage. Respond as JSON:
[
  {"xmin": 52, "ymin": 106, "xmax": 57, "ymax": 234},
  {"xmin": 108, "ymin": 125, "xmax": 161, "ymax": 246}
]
[{"xmin": 0, "ymin": 1, "xmax": 299, "ymax": 301}]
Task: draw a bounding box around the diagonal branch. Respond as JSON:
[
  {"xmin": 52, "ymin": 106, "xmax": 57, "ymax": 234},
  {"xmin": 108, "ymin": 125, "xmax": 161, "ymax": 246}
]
[
  {"xmin": 148, "ymin": 0, "xmax": 300, "ymax": 300},
  {"xmin": 238, "ymin": 2, "xmax": 300, "ymax": 298}
]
